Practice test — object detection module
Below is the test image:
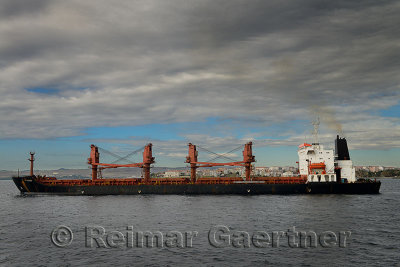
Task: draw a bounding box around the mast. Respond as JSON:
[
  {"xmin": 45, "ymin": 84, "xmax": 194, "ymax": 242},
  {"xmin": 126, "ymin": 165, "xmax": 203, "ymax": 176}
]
[
  {"xmin": 29, "ymin": 152, "xmax": 35, "ymax": 176},
  {"xmin": 186, "ymin": 143, "xmax": 198, "ymax": 183},
  {"xmin": 142, "ymin": 143, "xmax": 155, "ymax": 183},
  {"xmin": 312, "ymin": 117, "xmax": 320, "ymax": 145},
  {"xmin": 88, "ymin": 145, "xmax": 99, "ymax": 180},
  {"xmin": 243, "ymin": 142, "xmax": 255, "ymax": 181}
]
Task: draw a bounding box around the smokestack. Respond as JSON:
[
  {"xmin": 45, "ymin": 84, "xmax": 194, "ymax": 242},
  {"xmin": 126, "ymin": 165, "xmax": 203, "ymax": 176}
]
[{"xmin": 335, "ymin": 135, "xmax": 350, "ymax": 160}]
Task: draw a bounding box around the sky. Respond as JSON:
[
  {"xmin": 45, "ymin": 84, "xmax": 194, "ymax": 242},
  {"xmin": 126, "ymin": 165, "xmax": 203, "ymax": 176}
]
[{"xmin": 1, "ymin": 0, "xmax": 399, "ymax": 170}]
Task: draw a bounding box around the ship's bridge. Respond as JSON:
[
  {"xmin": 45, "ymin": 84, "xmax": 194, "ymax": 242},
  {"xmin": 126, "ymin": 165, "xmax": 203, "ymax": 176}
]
[{"xmin": 298, "ymin": 143, "xmax": 336, "ymax": 183}]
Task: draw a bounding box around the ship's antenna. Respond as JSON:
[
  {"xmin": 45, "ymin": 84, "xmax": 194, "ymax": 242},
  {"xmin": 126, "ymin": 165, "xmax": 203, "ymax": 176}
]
[
  {"xmin": 312, "ymin": 117, "xmax": 320, "ymax": 145},
  {"xmin": 303, "ymin": 122, "xmax": 308, "ymax": 144}
]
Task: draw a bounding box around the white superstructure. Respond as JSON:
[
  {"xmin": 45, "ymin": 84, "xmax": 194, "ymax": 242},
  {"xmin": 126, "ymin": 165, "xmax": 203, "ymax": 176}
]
[
  {"xmin": 298, "ymin": 143, "xmax": 336, "ymax": 182},
  {"xmin": 297, "ymin": 119, "xmax": 356, "ymax": 183}
]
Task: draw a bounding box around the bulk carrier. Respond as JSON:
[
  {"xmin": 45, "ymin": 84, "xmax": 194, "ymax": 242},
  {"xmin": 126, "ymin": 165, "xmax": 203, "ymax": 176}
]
[{"xmin": 12, "ymin": 131, "xmax": 380, "ymax": 195}]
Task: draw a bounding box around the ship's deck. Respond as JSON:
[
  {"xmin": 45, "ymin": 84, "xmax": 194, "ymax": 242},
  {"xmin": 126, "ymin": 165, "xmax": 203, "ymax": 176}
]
[{"xmin": 36, "ymin": 176, "xmax": 308, "ymax": 186}]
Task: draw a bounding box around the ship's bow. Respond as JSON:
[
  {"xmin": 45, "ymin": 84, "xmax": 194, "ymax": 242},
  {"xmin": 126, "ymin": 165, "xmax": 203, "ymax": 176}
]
[{"xmin": 12, "ymin": 176, "xmax": 36, "ymax": 193}]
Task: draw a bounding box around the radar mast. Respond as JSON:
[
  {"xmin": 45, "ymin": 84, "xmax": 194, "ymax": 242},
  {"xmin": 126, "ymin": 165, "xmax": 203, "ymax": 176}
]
[{"xmin": 312, "ymin": 117, "xmax": 320, "ymax": 145}]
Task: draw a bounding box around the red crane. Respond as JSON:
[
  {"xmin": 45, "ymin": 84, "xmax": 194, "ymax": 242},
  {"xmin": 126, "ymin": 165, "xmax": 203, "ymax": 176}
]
[
  {"xmin": 87, "ymin": 143, "xmax": 155, "ymax": 182},
  {"xmin": 185, "ymin": 142, "xmax": 255, "ymax": 183}
]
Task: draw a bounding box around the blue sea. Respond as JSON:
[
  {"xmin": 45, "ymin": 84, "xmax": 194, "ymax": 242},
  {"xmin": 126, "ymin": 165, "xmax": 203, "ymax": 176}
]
[{"xmin": 0, "ymin": 178, "xmax": 399, "ymax": 266}]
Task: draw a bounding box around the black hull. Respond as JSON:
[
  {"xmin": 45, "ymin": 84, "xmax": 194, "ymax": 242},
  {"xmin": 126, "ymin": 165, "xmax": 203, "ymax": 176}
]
[{"xmin": 12, "ymin": 177, "xmax": 381, "ymax": 195}]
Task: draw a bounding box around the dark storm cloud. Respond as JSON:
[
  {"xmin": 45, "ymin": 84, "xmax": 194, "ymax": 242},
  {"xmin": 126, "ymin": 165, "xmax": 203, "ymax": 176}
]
[
  {"xmin": 186, "ymin": 0, "xmax": 400, "ymax": 95},
  {"xmin": 0, "ymin": 0, "xmax": 51, "ymax": 18},
  {"xmin": 183, "ymin": 0, "xmax": 391, "ymax": 46},
  {"xmin": 0, "ymin": 0, "xmax": 399, "ymax": 149}
]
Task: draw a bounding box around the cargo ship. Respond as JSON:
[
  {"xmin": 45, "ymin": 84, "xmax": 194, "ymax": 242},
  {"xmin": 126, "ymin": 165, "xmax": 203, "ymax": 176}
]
[{"xmin": 12, "ymin": 134, "xmax": 380, "ymax": 195}]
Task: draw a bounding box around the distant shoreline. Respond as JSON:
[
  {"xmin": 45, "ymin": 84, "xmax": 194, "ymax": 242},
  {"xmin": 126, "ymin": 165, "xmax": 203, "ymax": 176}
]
[{"xmin": 356, "ymin": 169, "xmax": 400, "ymax": 178}]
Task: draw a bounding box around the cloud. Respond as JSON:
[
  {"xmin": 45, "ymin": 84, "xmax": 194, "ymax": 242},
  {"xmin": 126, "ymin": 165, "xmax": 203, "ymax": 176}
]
[
  {"xmin": 158, "ymin": 152, "xmax": 188, "ymax": 158},
  {"xmin": 0, "ymin": 0, "xmax": 50, "ymax": 19},
  {"xmin": 0, "ymin": 0, "xmax": 399, "ymax": 152}
]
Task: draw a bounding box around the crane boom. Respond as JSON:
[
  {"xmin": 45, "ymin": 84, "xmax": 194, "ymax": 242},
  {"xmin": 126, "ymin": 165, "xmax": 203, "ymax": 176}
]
[{"xmin": 88, "ymin": 143, "xmax": 154, "ymax": 182}]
